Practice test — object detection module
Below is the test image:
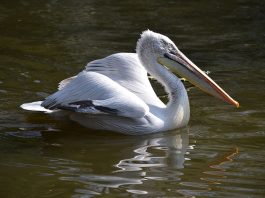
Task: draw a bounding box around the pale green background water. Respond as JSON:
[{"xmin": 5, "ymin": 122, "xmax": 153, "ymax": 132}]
[{"xmin": 0, "ymin": 0, "xmax": 265, "ymax": 197}]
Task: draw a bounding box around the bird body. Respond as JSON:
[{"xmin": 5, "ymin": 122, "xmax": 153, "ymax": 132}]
[{"xmin": 21, "ymin": 30, "xmax": 238, "ymax": 135}]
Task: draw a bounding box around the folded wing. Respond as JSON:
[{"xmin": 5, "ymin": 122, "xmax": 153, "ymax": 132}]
[{"xmin": 41, "ymin": 71, "xmax": 149, "ymax": 118}]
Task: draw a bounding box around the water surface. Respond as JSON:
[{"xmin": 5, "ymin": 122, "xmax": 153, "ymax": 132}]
[{"xmin": 0, "ymin": 0, "xmax": 265, "ymax": 197}]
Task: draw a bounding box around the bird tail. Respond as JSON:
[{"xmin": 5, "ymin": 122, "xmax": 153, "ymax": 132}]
[{"xmin": 20, "ymin": 101, "xmax": 53, "ymax": 113}]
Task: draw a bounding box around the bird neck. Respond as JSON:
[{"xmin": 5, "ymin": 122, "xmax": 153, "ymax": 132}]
[{"xmin": 146, "ymin": 59, "xmax": 190, "ymax": 128}]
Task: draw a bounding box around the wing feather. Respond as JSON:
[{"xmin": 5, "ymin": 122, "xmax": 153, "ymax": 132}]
[
  {"xmin": 85, "ymin": 53, "xmax": 165, "ymax": 107},
  {"xmin": 58, "ymin": 76, "xmax": 77, "ymax": 90},
  {"xmin": 42, "ymin": 71, "xmax": 149, "ymax": 118}
]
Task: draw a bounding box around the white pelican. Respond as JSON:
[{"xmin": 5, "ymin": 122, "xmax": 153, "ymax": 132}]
[{"xmin": 21, "ymin": 30, "xmax": 239, "ymax": 135}]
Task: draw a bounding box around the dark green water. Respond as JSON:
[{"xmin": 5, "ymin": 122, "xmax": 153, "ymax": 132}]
[{"xmin": 1, "ymin": 0, "xmax": 265, "ymax": 197}]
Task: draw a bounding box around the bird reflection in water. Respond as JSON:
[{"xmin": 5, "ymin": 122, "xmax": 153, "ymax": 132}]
[
  {"xmin": 37, "ymin": 127, "xmax": 191, "ymax": 196},
  {"xmin": 115, "ymin": 129, "xmax": 190, "ymax": 174}
]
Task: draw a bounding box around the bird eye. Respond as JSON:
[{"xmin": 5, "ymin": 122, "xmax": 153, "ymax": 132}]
[
  {"xmin": 161, "ymin": 39, "xmax": 176, "ymax": 52},
  {"xmin": 161, "ymin": 39, "xmax": 168, "ymax": 47},
  {"xmin": 169, "ymin": 49, "xmax": 177, "ymax": 55}
]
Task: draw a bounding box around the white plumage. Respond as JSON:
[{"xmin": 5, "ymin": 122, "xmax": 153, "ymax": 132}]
[{"xmin": 21, "ymin": 30, "xmax": 239, "ymax": 135}]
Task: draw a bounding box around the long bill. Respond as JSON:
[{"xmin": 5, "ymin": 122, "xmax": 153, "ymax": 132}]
[{"xmin": 157, "ymin": 50, "xmax": 239, "ymax": 107}]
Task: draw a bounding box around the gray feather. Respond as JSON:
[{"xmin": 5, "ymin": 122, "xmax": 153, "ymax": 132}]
[{"xmin": 41, "ymin": 71, "xmax": 149, "ymax": 118}]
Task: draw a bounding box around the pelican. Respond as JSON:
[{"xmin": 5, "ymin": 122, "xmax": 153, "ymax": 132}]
[{"xmin": 21, "ymin": 30, "xmax": 239, "ymax": 135}]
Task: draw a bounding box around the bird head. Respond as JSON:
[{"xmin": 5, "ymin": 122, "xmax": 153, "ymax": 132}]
[{"xmin": 136, "ymin": 30, "xmax": 239, "ymax": 107}]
